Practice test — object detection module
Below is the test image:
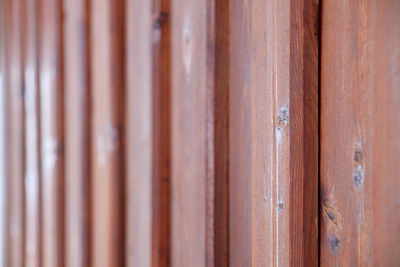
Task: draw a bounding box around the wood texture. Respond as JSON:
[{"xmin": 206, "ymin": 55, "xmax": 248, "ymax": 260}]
[
  {"xmin": 8, "ymin": 0, "xmax": 26, "ymax": 265},
  {"xmin": 63, "ymin": 0, "xmax": 90, "ymax": 266},
  {"xmin": 229, "ymin": 0, "xmax": 319, "ymax": 265},
  {"xmin": 90, "ymin": 0, "xmax": 125, "ymax": 266},
  {"xmin": 125, "ymin": 0, "xmax": 153, "ymax": 266},
  {"xmin": 23, "ymin": 0, "xmax": 41, "ymax": 265},
  {"xmin": 38, "ymin": 0, "xmax": 64, "ymax": 265},
  {"xmin": 320, "ymin": 0, "xmax": 400, "ymax": 265},
  {"xmin": 171, "ymin": 0, "xmax": 229, "ymax": 266}
]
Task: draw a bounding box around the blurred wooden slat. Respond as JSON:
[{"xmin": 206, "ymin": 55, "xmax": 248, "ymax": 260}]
[
  {"xmin": 0, "ymin": 0, "xmax": 9, "ymax": 265},
  {"xmin": 38, "ymin": 0, "xmax": 64, "ymax": 265},
  {"xmin": 90, "ymin": 0, "xmax": 125, "ymax": 266},
  {"xmin": 23, "ymin": 0, "xmax": 40, "ymax": 265},
  {"xmin": 8, "ymin": 0, "xmax": 26, "ymax": 265},
  {"xmin": 320, "ymin": 0, "xmax": 400, "ymax": 265},
  {"xmin": 63, "ymin": 0, "xmax": 90, "ymax": 266},
  {"xmin": 125, "ymin": 0, "xmax": 171, "ymax": 266},
  {"xmin": 229, "ymin": 0, "xmax": 319, "ymax": 265},
  {"xmin": 125, "ymin": 0, "xmax": 153, "ymax": 266},
  {"xmin": 171, "ymin": 0, "xmax": 229, "ymax": 265}
]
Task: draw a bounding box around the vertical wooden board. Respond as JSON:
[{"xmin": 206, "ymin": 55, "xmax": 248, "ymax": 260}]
[
  {"xmin": 38, "ymin": 0, "xmax": 64, "ymax": 265},
  {"xmin": 171, "ymin": 0, "xmax": 207, "ymax": 265},
  {"xmin": 23, "ymin": 0, "xmax": 40, "ymax": 265},
  {"xmin": 63, "ymin": 0, "xmax": 90, "ymax": 266},
  {"xmin": 0, "ymin": 0, "xmax": 8, "ymax": 264},
  {"xmin": 151, "ymin": 0, "xmax": 171, "ymax": 266},
  {"xmin": 8, "ymin": 0, "xmax": 25, "ymax": 265},
  {"xmin": 125, "ymin": 0, "xmax": 153, "ymax": 266},
  {"xmin": 90, "ymin": 0, "xmax": 125, "ymax": 266},
  {"xmin": 230, "ymin": 0, "xmax": 319, "ymax": 266},
  {"xmin": 321, "ymin": 0, "xmax": 400, "ymax": 265}
]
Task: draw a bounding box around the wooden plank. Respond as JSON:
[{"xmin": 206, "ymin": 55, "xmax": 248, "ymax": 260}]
[
  {"xmin": 8, "ymin": 0, "xmax": 26, "ymax": 265},
  {"xmin": 151, "ymin": 0, "xmax": 171, "ymax": 266},
  {"xmin": 125, "ymin": 0, "xmax": 153, "ymax": 266},
  {"xmin": 229, "ymin": 0, "xmax": 319, "ymax": 265},
  {"xmin": 63, "ymin": 0, "xmax": 90, "ymax": 266},
  {"xmin": 0, "ymin": 0, "xmax": 9, "ymax": 265},
  {"xmin": 320, "ymin": 0, "xmax": 400, "ymax": 265},
  {"xmin": 171, "ymin": 0, "xmax": 229, "ymax": 265},
  {"xmin": 23, "ymin": 0, "xmax": 41, "ymax": 265},
  {"xmin": 125, "ymin": 0, "xmax": 171, "ymax": 265},
  {"xmin": 38, "ymin": 0, "xmax": 64, "ymax": 265},
  {"xmin": 90, "ymin": 0, "xmax": 125, "ymax": 266}
]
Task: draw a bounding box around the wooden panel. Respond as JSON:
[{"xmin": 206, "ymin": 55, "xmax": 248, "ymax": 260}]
[
  {"xmin": 125, "ymin": 0, "xmax": 153, "ymax": 266},
  {"xmin": 321, "ymin": 0, "xmax": 400, "ymax": 265},
  {"xmin": 8, "ymin": 0, "xmax": 25, "ymax": 265},
  {"xmin": 171, "ymin": 0, "xmax": 229, "ymax": 266},
  {"xmin": 63, "ymin": 0, "xmax": 90, "ymax": 266},
  {"xmin": 229, "ymin": 0, "xmax": 318, "ymax": 265},
  {"xmin": 90, "ymin": 0, "xmax": 125, "ymax": 266},
  {"xmin": 23, "ymin": 0, "xmax": 41, "ymax": 265},
  {"xmin": 38, "ymin": 0, "xmax": 64, "ymax": 265}
]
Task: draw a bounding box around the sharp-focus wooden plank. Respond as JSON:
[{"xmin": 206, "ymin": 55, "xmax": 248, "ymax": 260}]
[
  {"xmin": 63, "ymin": 0, "xmax": 90, "ymax": 266},
  {"xmin": 320, "ymin": 0, "xmax": 400, "ymax": 265},
  {"xmin": 8, "ymin": 0, "xmax": 26, "ymax": 265},
  {"xmin": 171, "ymin": 0, "xmax": 229, "ymax": 266},
  {"xmin": 38, "ymin": 0, "xmax": 64, "ymax": 265},
  {"xmin": 90, "ymin": 0, "xmax": 125, "ymax": 266},
  {"xmin": 23, "ymin": 0, "xmax": 41, "ymax": 265},
  {"xmin": 229, "ymin": 0, "xmax": 319, "ymax": 265},
  {"xmin": 125, "ymin": 0, "xmax": 153, "ymax": 266}
]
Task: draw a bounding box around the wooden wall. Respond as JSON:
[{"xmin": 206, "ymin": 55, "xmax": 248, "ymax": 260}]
[{"xmin": 0, "ymin": 0, "xmax": 399, "ymax": 266}]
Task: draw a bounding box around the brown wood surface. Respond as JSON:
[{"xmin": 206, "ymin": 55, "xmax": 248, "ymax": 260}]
[
  {"xmin": 171, "ymin": 0, "xmax": 229, "ymax": 266},
  {"xmin": 8, "ymin": 0, "xmax": 26, "ymax": 265},
  {"xmin": 23, "ymin": 0, "xmax": 41, "ymax": 265},
  {"xmin": 38, "ymin": 0, "xmax": 64, "ymax": 265},
  {"xmin": 320, "ymin": 0, "xmax": 400, "ymax": 265},
  {"xmin": 229, "ymin": 0, "xmax": 319, "ymax": 266},
  {"xmin": 90, "ymin": 0, "xmax": 125, "ymax": 266},
  {"xmin": 63, "ymin": 0, "xmax": 90, "ymax": 266},
  {"xmin": 125, "ymin": 0, "xmax": 153, "ymax": 266}
]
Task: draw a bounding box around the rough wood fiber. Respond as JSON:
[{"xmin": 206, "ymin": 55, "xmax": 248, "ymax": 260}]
[
  {"xmin": 38, "ymin": 0, "xmax": 64, "ymax": 265},
  {"xmin": 90, "ymin": 0, "xmax": 125, "ymax": 266},
  {"xmin": 63, "ymin": 0, "xmax": 90, "ymax": 266},
  {"xmin": 229, "ymin": 0, "xmax": 319, "ymax": 266},
  {"xmin": 321, "ymin": 0, "xmax": 400, "ymax": 265}
]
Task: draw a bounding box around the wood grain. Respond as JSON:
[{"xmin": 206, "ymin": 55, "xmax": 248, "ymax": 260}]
[
  {"xmin": 23, "ymin": 0, "xmax": 41, "ymax": 265},
  {"xmin": 63, "ymin": 0, "xmax": 90, "ymax": 266},
  {"xmin": 320, "ymin": 0, "xmax": 400, "ymax": 265},
  {"xmin": 38, "ymin": 0, "xmax": 64, "ymax": 265},
  {"xmin": 229, "ymin": 0, "xmax": 319, "ymax": 265},
  {"xmin": 90, "ymin": 0, "xmax": 125, "ymax": 266}
]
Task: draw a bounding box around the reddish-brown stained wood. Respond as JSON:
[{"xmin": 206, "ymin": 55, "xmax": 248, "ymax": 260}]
[
  {"xmin": 38, "ymin": 0, "xmax": 64, "ymax": 265},
  {"xmin": 320, "ymin": 0, "xmax": 400, "ymax": 265},
  {"xmin": 229, "ymin": 0, "xmax": 318, "ymax": 265},
  {"xmin": 90, "ymin": 0, "xmax": 125, "ymax": 266},
  {"xmin": 171, "ymin": 0, "xmax": 229, "ymax": 266},
  {"xmin": 23, "ymin": 0, "xmax": 41, "ymax": 265},
  {"xmin": 8, "ymin": 0, "xmax": 26, "ymax": 265},
  {"xmin": 63, "ymin": 0, "xmax": 90, "ymax": 266},
  {"xmin": 125, "ymin": 0, "xmax": 153, "ymax": 266}
]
